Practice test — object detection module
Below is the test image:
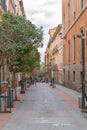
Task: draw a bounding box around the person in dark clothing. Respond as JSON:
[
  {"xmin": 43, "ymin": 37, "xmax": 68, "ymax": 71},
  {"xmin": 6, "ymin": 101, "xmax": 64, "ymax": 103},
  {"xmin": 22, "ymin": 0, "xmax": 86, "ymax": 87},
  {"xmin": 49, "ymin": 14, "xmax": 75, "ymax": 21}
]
[
  {"xmin": 30, "ymin": 76, "xmax": 33, "ymax": 85},
  {"xmin": 52, "ymin": 77, "xmax": 54, "ymax": 84},
  {"xmin": 33, "ymin": 77, "xmax": 37, "ymax": 86}
]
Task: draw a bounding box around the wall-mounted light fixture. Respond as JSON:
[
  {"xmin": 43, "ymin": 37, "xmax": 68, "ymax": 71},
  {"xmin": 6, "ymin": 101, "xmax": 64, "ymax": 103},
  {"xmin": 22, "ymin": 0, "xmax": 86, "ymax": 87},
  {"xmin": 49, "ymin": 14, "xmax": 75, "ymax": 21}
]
[{"xmin": 77, "ymin": 34, "xmax": 85, "ymax": 39}]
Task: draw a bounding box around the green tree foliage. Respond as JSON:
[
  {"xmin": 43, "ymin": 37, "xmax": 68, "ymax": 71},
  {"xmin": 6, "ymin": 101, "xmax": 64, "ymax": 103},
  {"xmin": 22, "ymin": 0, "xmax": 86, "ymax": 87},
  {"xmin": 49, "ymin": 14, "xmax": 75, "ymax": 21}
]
[
  {"xmin": 0, "ymin": 13, "xmax": 43, "ymax": 72},
  {"xmin": 0, "ymin": 13, "xmax": 43, "ymax": 100}
]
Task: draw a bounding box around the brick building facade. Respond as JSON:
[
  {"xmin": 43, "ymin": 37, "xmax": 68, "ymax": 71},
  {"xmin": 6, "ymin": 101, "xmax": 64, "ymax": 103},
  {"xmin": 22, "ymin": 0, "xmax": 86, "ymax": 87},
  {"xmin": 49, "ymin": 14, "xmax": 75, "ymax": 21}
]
[{"xmin": 62, "ymin": 0, "xmax": 87, "ymax": 92}]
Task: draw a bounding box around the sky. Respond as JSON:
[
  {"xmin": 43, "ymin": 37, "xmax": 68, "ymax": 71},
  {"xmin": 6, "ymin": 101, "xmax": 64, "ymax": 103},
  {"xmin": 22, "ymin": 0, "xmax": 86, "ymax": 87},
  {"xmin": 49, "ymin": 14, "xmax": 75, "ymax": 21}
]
[{"xmin": 22, "ymin": 0, "xmax": 62, "ymax": 62}]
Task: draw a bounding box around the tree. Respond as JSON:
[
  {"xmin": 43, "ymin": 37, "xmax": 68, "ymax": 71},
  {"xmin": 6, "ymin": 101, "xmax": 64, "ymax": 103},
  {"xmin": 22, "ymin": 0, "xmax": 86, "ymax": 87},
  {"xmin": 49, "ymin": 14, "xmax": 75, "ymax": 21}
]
[{"xmin": 0, "ymin": 13, "xmax": 43, "ymax": 100}]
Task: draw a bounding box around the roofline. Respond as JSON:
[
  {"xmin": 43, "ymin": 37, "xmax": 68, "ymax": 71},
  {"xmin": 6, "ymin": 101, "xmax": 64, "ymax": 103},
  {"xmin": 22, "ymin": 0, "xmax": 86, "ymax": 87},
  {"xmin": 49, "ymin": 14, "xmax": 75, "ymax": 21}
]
[{"xmin": 47, "ymin": 24, "xmax": 62, "ymax": 48}]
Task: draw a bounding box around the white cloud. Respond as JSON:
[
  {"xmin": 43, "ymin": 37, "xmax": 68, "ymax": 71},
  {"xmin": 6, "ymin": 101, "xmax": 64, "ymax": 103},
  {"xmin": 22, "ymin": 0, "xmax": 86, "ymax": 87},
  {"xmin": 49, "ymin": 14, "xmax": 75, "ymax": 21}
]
[{"xmin": 23, "ymin": 0, "xmax": 62, "ymax": 62}]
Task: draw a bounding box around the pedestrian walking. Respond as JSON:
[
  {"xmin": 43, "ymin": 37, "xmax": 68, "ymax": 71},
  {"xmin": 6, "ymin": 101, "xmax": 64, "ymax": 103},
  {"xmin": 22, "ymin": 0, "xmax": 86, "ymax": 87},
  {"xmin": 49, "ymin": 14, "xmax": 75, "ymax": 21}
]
[
  {"xmin": 30, "ymin": 76, "xmax": 33, "ymax": 85},
  {"xmin": 33, "ymin": 77, "xmax": 37, "ymax": 86}
]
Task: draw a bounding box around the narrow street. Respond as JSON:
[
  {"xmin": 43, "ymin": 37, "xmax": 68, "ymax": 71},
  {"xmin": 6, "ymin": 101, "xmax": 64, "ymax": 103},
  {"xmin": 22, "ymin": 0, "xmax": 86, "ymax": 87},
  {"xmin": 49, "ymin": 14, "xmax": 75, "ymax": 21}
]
[{"xmin": 2, "ymin": 83, "xmax": 87, "ymax": 130}]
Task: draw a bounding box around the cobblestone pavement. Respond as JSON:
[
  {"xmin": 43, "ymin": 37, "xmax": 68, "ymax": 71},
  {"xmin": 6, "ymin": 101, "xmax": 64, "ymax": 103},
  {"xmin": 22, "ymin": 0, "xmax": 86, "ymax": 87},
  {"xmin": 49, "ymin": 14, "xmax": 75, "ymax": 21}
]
[{"xmin": 1, "ymin": 83, "xmax": 87, "ymax": 130}]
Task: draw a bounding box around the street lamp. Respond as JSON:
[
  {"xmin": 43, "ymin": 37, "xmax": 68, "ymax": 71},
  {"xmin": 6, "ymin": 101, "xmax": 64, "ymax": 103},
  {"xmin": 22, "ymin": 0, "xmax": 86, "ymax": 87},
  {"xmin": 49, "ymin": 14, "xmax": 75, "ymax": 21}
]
[
  {"xmin": 50, "ymin": 58, "xmax": 55, "ymax": 87},
  {"xmin": 50, "ymin": 58, "xmax": 52, "ymax": 85},
  {"xmin": 0, "ymin": 50, "xmax": 2, "ymax": 111},
  {"xmin": 77, "ymin": 32, "xmax": 85, "ymax": 111},
  {"xmin": 0, "ymin": 50, "xmax": 2, "ymax": 94}
]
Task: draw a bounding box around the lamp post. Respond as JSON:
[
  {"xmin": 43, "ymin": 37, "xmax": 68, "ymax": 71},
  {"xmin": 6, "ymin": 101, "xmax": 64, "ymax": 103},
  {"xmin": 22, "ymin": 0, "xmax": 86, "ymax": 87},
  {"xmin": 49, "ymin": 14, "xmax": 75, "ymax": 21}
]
[
  {"xmin": 0, "ymin": 65, "xmax": 1, "ymax": 111},
  {"xmin": 45, "ymin": 65, "xmax": 48, "ymax": 83},
  {"xmin": 0, "ymin": 50, "xmax": 2, "ymax": 111},
  {"xmin": 50, "ymin": 58, "xmax": 55, "ymax": 87},
  {"xmin": 50, "ymin": 58, "xmax": 52, "ymax": 85},
  {"xmin": 77, "ymin": 32, "xmax": 85, "ymax": 111}
]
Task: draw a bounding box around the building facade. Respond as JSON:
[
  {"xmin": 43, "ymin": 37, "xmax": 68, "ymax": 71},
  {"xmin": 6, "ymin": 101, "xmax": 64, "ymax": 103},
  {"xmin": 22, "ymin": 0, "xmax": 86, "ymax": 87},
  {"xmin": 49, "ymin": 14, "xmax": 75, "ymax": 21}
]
[
  {"xmin": 14, "ymin": 0, "xmax": 25, "ymax": 16},
  {"xmin": 62, "ymin": 0, "xmax": 87, "ymax": 92},
  {"xmin": 45, "ymin": 24, "xmax": 63, "ymax": 84},
  {"xmin": 6, "ymin": 0, "xmax": 15, "ymax": 14},
  {"xmin": 0, "ymin": 0, "xmax": 7, "ymax": 20}
]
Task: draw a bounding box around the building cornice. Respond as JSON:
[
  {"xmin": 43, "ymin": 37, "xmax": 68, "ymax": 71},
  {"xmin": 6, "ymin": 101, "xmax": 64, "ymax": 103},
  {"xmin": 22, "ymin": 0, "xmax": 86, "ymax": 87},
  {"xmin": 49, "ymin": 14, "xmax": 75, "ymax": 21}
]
[
  {"xmin": 19, "ymin": 0, "xmax": 25, "ymax": 16},
  {"xmin": 47, "ymin": 24, "xmax": 62, "ymax": 48}
]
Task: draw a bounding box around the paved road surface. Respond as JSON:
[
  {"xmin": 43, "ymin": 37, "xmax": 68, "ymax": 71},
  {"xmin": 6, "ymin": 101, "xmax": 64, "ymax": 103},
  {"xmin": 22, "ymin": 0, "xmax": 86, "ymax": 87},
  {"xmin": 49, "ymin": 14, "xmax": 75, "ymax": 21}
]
[{"xmin": 2, "ymin": 83, "xmax": 87, "ymax": 130}]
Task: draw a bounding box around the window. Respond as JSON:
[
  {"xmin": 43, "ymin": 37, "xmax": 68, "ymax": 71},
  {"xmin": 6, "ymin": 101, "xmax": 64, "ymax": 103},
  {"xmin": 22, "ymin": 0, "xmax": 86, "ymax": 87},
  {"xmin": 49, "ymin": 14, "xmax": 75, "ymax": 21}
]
[
  {"xmin": 72, "ymin": 0, "xmax": 76, "ymax": 19},
  {"xmin": 63, "ymin": 45, "xmax": 65, "ymax": 65},
  {"xmin": 68, "ymin": 71, "xmax": 70, "ymax": 80},
  {"xmin": 73, "ymin": 35, "xmax": 76, "ymax": 62},
  {"xmin": 68, "ymin": 40, "xmax": 70, "ymax": 64},
  {"xmin": 80, "ymin": 71, "xmax": 82, "ymax": 84},
  {"xmin": 68, "ymin": 3, "xmax": 70, "ymax": 26},
  {"xmin": 80, "ymin": 29, "xmax": 84, "ymax": 60},
  {"xmin": 73, "ymin": 71, "xmax": 75, "ymax": 82},
  {"xmin": 63, "ymin": 13, "xmax": 65, "ymax": 31},
  {"xmin": 80, "ymin": 0, "xmax": 83, "ymax": 10},
  {"xmin": 12, "ymin": 0, "xmax": 14, "ymax": 2}
]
